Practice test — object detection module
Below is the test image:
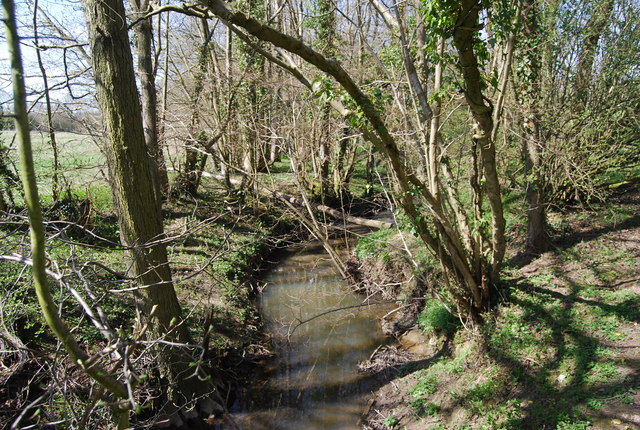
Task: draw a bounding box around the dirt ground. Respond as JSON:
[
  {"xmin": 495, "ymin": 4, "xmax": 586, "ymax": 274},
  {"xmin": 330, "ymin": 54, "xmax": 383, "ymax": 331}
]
[{"xmin": 358, "ymin": 186, "xmax": 640, "ymax": 430}]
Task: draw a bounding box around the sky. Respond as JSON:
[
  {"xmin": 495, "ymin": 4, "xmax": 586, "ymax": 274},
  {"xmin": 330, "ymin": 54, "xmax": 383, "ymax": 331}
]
[{"xmin": 1, "ymin": 0, "xmax": 90, "ymax": 107}]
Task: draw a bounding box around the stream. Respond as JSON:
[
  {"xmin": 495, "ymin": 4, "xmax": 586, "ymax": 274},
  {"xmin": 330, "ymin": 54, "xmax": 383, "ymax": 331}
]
[{"xmin": 229, "ymin": 239, "xmax": 391, "ymax": 429}]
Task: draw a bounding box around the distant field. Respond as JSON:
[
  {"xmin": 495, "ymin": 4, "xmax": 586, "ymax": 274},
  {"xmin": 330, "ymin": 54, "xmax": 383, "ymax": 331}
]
[{"xmin": 1, "ymin": 130, "xmax": 111, "ymax": 207}]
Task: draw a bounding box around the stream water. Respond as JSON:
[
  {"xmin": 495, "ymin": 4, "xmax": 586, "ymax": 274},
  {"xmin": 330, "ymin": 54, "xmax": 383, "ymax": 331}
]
[{"xmin": 229, "ymin": 239, "xmax": 391, "ymax": 429}]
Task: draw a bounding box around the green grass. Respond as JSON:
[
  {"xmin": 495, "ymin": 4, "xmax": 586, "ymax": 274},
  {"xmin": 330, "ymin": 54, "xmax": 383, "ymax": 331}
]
[
  {"xmin": 383, "ymin": 415, "xmax": 399, "ymax": 429},
  {"xmin": 0, "ymin": 185, "xmax": 290, "ymax": 430},
  {"xmin": 355, "ymin": 227, "xmax": 395, "ymax": 260},
  {"xmin": 417, "ymin": 299, "xmax": 460, "ymax": 335},
  {"xmin": 410, "ymin": 372, "xmax": 439, "ymax": 398},
  {"xmin": 411, "ymin": 399, "xmax": 441, "ymax": 416},
  {"xmin": 0, "ymin": 165, "xmax": 287, "ymax": 365},
  {"xmin": 554, "ymin": 417, "xmax": 591, "ymax": 430},
  {"xmin": 383, "ymin": 197, "xmax": 639, "ymax": 429},
  {"xmin": 2, "ymin": 130, "xmax": 110, "ymax": 204},
  {"xmin": 348, "ymin": 150, "xmax": 388, "ymax": 197},
  {"xmin": 268, "ymin": 155, "xmax": 293, "ymax": 174}
]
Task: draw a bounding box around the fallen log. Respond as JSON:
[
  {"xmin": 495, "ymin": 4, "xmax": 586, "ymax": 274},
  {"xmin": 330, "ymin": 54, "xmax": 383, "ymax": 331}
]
[
  {"xmin": 199, "ymin": 171, "xmax": 394, "ymax": 229},
  {"xmin": 273, "ymin": 191, "xmax": 393, "ymax": 229}
]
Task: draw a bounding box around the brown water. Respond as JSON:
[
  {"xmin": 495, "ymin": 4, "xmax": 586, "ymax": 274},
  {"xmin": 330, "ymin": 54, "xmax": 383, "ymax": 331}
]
[{"xmin": 229, "ymin": 240, "xmax": 390, "ymax": 429}]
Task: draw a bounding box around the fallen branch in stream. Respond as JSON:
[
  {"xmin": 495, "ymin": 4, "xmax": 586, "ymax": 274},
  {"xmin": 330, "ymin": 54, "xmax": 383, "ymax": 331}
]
[
  {"xmin": 357, "ymin": 345, "xmax": 413, "ymax": 374},
  {"xmin": 285, "ymin": 297, "xmax": 430, "ymax": 338},
  {"xmin": 287, "ymin": 301, "xmax": 394, "ymax": 338},
  {"xmin": 198, "ymin": 171, "xmax": 394, "ymax": 229}
]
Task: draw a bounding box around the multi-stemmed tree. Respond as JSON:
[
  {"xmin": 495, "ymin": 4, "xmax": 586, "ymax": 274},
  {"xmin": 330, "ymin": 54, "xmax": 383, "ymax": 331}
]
[{"xmin": 199, "ymin": 0, "xmax": 511, "ymax": 323}]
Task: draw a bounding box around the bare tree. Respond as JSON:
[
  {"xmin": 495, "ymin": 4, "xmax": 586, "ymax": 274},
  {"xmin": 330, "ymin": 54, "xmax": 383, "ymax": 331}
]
[
  {"xmin": 200, "ymin": 0, "xmax": 510, "ymax": 323},
  {"xmin": 82, "ymin": 0, "xmax": 220, "ymax": 419}
]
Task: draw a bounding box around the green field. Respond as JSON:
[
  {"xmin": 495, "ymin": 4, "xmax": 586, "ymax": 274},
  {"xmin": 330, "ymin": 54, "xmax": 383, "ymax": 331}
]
[{"xmin": 1, "ymin": 130, "xmax": 111, "ymax": 207}]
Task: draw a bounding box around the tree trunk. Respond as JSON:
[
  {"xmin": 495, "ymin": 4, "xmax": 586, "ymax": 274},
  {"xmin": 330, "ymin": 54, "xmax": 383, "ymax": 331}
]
[
  {"xmin": 33, "ymin": 0, "xmax": 60, "ymax": 203},
  {"xmin": 575, "ymin": 0, "xmax": 614, "ymax": 101},
  {"xmin": 333, "ymin": 125, "xmax": 355, "ymax": 197},
  {"xmin": 318, "ymin": 110, "xmax": 331, "ymax": 197},
  {"xmin": 452, "ymin": 0, "xmax": 506, "ymax": 280},
  {"xmin": 159, "ymin": 11, "xmax": 172, "ymax": 198},
  {"xmin": 315, "ymin": 0, "xmax": 337, "ymax": 199},
  {"xmin": 130, "ymin": 0, "xmax": 170, "ymax": 201},
  {"xmin": 517, "ymin": 0, "xmax": 550, "ymax": 254},
  {"xmin": 175, "ymin": 18, "xmax": 215, "ymax": 197},
  {"xmin": 523, "ymin": 120, "xmax": 549, "ymax": 253},
  {"xmin": 4, "ymin": 0, "xmax": 129, "ymax": 426},
  {"xmin": 82, "ymin": 0, "xmax": 218, "ymax": 415}
]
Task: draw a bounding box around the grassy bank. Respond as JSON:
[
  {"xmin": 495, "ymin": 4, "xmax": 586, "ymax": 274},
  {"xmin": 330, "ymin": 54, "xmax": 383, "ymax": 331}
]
[{"xmin": 356, "ymin": 188, "xmax": 640, "ymax": 430}]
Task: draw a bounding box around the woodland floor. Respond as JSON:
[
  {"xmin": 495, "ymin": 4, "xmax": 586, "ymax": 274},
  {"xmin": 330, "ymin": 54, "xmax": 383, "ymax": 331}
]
[
  {"xmin": 1, "ymin": 172, "xmax": 638, "ymax": 429},
  {"xmin": 359, "ymin": 186, "xmax": 640, "ymax": 430},
  {"xmin": 0, "ymin": 179, "xmax": 299, "ymax": 429}
]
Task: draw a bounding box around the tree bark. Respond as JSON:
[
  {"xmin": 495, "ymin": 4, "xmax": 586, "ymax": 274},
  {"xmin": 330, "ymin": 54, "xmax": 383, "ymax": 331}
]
[
  {"xmin": 452, "ymin": 0, "xmax": 506, "ymax": 279},
  {"xmin": 523, "ymin": 117, "xmax": 549, "ymax": 253},
  {"xmin": 130, "ymin": 0, "xmax": 170, "ymax": 200},
  {"xmin": 159, "ymin": 11, "xmax": 172, "ymax": 198},
  {"xmin": 315, "ymin": 0, "xmax": 337, "ymax": 198},
  {"xmin": 517, "ymin": 0, "xmax": 550, "ymax": 254},
  {"xmin": 82, "ymin": 0, "xmax": 217, "ymax": 414}
]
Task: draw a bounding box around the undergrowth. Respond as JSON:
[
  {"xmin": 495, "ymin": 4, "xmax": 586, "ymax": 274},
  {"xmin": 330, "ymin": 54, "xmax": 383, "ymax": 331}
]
[
  {"xmin": 370, "ymin": 188, "xmax": 640, "ymax": 429},
  {"xmin": 0, "ymin": 178, "xmax": 292, "ymax": 428}
]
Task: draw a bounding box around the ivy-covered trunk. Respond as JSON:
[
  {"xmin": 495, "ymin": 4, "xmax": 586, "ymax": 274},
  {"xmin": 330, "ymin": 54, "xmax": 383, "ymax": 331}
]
[
  {"xmin": 130, "ymin": 0, "xmax": 170, "ymax": 200},
  {"xmin": 517, "ymin": 0, "xmax": 550, "ymax": 254},
  {"xmin": 452, "ymin": 0, "xmax": 506, "ymax": 281},
  {"xmin": 315, "ymin": 0, "xmax": 336, "ymax": 199}
]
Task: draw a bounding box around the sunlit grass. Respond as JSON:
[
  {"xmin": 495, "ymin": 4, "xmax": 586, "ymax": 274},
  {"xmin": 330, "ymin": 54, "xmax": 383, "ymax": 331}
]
[{"xmin": 2, "ymin": 130, "xmax": 109, "ymax": 205}]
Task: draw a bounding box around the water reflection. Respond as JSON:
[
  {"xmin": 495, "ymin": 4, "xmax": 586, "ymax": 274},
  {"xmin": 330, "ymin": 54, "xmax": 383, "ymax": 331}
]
[{"xmin": 231, "ymin": 242, "xmax": 389, "ymax": 429}]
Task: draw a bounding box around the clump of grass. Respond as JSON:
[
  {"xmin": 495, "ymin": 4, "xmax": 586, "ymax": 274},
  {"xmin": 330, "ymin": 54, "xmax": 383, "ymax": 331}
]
[
  {"xmin": 409, "ymin": 373, "xmax": 439, "ymax": 398},
  {"xmin": 409, "ymin": 373, "xmax": 442, "ymax": 417},
  {"xmin": 383, "ymin": 415, "xmax": 398, "ymax": 429},
  {"xmin": 355, "ymin": 228, "xmax": 395, "ymax": 260},
  {"xmin": 418, "ymin": 299, "xmax": 460, "ymax": 335},
  {"xmin": 555, "ymin": 416, "xmax": 591, "ymax": 430},
  {"xmin": 410, "ymin": 399, "xmax": 441, "ymax": 416}
]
